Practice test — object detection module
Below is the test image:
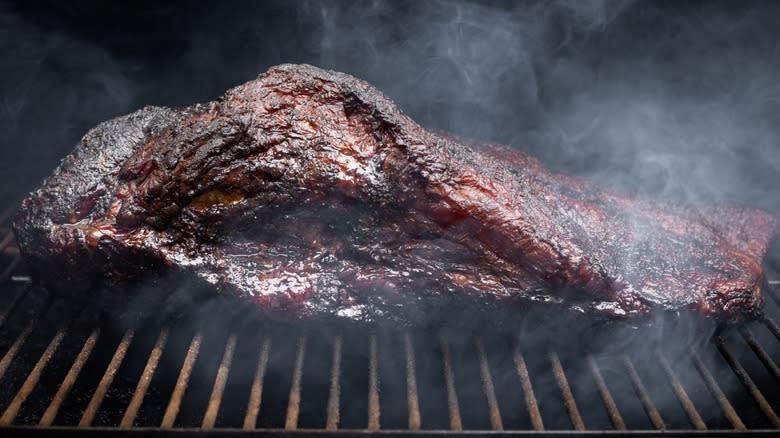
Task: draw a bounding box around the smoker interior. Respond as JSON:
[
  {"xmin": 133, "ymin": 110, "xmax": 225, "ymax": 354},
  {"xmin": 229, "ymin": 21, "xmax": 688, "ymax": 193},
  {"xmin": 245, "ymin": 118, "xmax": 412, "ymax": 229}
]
[{"xmin": 0, "ymin": 196, "xmax": 779, "ymax": 436}]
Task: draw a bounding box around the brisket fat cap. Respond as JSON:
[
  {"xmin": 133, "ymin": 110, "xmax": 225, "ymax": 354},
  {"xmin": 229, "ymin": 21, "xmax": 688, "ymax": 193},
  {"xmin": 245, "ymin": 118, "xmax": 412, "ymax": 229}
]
[{"xmin": 13, "ymin": 63, "xmax": 778, "ymax": 321}]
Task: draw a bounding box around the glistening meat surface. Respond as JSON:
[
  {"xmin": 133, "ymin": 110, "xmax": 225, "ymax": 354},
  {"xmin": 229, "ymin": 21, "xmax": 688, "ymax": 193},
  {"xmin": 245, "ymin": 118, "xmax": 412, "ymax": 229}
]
[{"xmin": 13, "ymin": 64, "xmax": 777, "ymax": 320}]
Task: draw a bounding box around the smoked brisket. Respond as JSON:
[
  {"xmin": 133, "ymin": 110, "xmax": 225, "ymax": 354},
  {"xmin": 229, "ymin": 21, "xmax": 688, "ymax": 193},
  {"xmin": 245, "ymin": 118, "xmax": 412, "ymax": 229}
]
[{"xmin": 13, "ymin": 64, "xmax": 777, "ymax": 320}]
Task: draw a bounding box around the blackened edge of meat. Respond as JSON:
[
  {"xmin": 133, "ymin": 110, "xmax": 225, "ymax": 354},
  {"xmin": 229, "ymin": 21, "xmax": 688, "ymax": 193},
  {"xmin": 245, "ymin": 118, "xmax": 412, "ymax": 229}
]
[{"xmin": 13, "ymin": 106, "xmax": 179, "ymax": 291}]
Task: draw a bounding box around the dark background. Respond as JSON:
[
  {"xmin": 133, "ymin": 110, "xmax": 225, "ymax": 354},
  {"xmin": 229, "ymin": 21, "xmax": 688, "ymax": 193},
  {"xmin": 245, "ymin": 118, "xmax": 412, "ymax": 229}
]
[{"xmin": 2, "ymin": 0, "xmax": 779, "ymax": 216}]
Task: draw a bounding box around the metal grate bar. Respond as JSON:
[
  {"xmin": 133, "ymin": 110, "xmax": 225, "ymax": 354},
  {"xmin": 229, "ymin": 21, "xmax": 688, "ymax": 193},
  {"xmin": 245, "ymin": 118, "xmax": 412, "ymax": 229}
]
[
  {"xmin": 120, "ymin": 327, "xmax": 170, "ymax": 428},
  {"xmin": 284, "ymin": 335, "xmax": 306, "ymax": 430},
  {"xmin": 243, "ymin": 335, "xmax": 271, "ymax": 430},
  {"xmin": 716, "ymin": 337, "xmax": 780, "ymax": 428},
  {"xmin": 623, "ymin": 356, "xmax": 665, "ymax": 430},
  {"xmin": 0, "ymin": 297, "xmax": 52, "ymax": 380},
  {"xmin": 325, "ymin": 335, "xmax": 341, "ymax": 431},
  {"xmin": 439, "ymin": 334, "xmax": 462, "ymax": 431},
  {"xmin": 404, "ymin": 332, "xmax": 420, "ymax": 431},
  {"xmin": 202, "ymin": 333, "xmax": 237, "ymax": 429},
  {"xmin": 367, "ymin": 334, "xmax": 380, "ymax": 431},
  {"xmin": 0, "ymin": 318, "xmax": 36, "ymax": 381},
  {"xmin": 764, "ymin": 316, "xmax": 780, "ymax": 343},
  {"xmin": 475, "ymin": 338, "xmax": 503, "ymax": 431},
  {"xmin": 739, "ymin": 327, "xmax": 780, "ymax": 383},
  {"xmin": 513, "ymin": 345, "xmax": 543, "ymax": 431},
  {"xmin": 587, "ymin": 354, "xmax": 625, "ymax": 430},
  {"xmin": 39, "ymin": 329, "xmax": 100, "ymax": 426},
  {"xmin": 79, "ymin": 328, "xmax": 136, "ymax": 427},
  {"xmin": 0, "ymin": 324, "xmax": 68, "ymax": 425},
  {"xmin": 550, "ymin": 351, "xmax": 585, "ymax": 430},
  {"xmin": 692, "ymin": 351, "xmax": 746, "ymax": 430},
  {"xmin": 161, "ymin": 332, "xmax": 202, "ymax": 428},
  {"xmin": 657, "ymin": 352, "xmax": 706, "ymax": 430}
]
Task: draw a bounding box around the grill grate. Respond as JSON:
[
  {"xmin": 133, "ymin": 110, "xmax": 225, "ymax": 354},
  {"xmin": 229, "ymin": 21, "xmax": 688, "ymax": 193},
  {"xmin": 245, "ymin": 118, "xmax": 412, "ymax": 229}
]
[{"xmin": 0, "ymin": 202, "xmax": 779, "ymax": 435}]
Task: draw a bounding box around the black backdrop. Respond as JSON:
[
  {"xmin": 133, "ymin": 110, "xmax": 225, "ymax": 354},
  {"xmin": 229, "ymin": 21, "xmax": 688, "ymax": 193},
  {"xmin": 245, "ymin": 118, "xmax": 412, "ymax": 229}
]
[{"xmin": 2, "ymin": 0, "xmax": 780, "ymax": 217}]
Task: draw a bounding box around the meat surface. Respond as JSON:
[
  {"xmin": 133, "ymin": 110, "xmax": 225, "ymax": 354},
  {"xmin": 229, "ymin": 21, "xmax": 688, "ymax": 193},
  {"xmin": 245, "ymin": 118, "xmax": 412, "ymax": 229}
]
[{"xmin": 13, "ymin": 64, "xmax": 777, "ymax": 321}]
